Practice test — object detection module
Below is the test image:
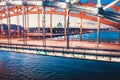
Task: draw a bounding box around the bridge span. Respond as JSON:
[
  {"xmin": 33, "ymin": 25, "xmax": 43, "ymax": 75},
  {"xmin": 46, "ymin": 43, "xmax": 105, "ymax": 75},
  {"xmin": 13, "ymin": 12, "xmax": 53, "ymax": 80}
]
[
  {"xmin": 0, "ymin": 41, "xmax": 120, "ymax": 63},
  {"xmin": 0, "ymin": 0, "xmax": 120, "ymax": 62}
]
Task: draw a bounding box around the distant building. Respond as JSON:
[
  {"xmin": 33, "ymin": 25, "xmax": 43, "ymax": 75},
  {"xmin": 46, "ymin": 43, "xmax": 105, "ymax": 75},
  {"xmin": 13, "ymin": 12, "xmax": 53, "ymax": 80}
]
[{"xmin": 57, "ymin": 22, "xmax": 62, "ymax": 28}]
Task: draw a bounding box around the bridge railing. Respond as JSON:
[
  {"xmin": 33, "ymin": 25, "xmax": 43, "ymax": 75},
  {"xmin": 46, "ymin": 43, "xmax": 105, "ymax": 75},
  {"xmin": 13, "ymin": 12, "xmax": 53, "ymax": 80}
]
[{"xmin": 0, "ymin": 42, "xmax": 120, "ymax": 57}]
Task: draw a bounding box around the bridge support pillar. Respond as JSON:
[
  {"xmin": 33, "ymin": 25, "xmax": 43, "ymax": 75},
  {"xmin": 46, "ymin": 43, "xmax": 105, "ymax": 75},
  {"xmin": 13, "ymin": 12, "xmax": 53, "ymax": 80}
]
[
  {"xmin": 17, "ymin": 12, "xmax": 20, "ymax": 38},
  {"xmin": 6, "ymin": 6, "xmax": 11, "ymax": 45},
  {"xmin": 22, "ymin": 5, "xmax": 27, "ymax": 45},
  {"xmin": 66, "ymin": 9, "xmax": 70, "ymax": 48},
  {"xmin": 50, "ymin": 8, "xmax": 53, "ymax": 38},
  {"xmin": 38, "ymin": 7, "xmax": 40, "ymax": 40},
  {"xmin": 0, "ymin": 16, "xmax": 4, "ymax": 38},
  {"xmin": 64, "ymin": 15, "xmax": 66, "ymax": 40},
  {"xmin": 26, "ymin": 7, "xmax": 30, "ymax": 40},
  {"xmin": 80, "ymin": 18, "xmax": 82, "ymax": 41},
  {"xmin": 97, "ymin": 17, "xmax": 100, "ymax": 50},
  {"xmin": 118, "ymin": 30, "xmax": 120, "ymax": 43},
  {"xmin": 42, "ymin": 6, "xmax": 46, "ymax": 47}
]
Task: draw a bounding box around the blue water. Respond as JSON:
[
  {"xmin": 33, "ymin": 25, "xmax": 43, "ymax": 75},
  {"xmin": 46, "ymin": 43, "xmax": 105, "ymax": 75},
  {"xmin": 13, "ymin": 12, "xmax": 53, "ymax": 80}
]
[
  {"xmin": 77, "ymin": 31, "xmax": 119, "ymax": 42},
  {"xmin": 57, "ymin": 31, "xmax": 119, "ymax": 42},
  {"xmin": 0, "ymin": 50, "xmax": 120, "ymax": 80}
]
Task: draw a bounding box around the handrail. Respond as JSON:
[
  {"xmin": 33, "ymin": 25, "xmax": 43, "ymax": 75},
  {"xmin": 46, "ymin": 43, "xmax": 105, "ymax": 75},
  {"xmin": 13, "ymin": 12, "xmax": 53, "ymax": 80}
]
[
  {"xmin": 0, "ymin": 43, "xmax": 120, "ymax": 57},
  {"xmin": 0, "ymin": 42, "xmax": 120, "ymax": 52}
]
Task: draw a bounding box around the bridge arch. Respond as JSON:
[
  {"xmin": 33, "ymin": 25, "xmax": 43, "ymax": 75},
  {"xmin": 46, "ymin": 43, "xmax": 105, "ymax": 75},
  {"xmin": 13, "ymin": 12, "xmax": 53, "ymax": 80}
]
[{"xmin": 0, "ymin": 5, "xmax": 120, "ymax": 30}]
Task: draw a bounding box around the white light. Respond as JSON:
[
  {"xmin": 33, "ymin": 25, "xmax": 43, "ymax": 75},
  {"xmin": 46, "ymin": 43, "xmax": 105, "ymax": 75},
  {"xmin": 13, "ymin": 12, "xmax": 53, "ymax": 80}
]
[
  {"xmin": 0, "ymin": 2, "xmax": 7, "ymax": 6},
  {"xmin": 66, "ymin": 0, "xmax": 70, "ymax": 3},
  {"xmin": 70, "ymin": 0, "xmax": 79, "ymax": 4},
  {"xmin": 27, "ymin": 1, "xmax": 43, "ymax": 6}
]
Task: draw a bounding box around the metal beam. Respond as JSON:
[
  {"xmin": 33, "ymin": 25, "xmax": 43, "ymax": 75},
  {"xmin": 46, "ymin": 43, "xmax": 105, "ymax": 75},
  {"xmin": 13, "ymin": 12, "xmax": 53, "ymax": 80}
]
[
  {"xmin": 50, "ymin": 8, "xmax": 52, "ymax": 38},
  {"xmin": 26, "ymin": 7, "xmax": 29, "ymax": 39},
  {"xmin": 6, "ymin": 6, "xmax": 11, "ymax": 45},
  {"xmin": 97, "ymin": 0, "xmax": 102, "ymax": 8},
  {"xmin": 0, "ymin": 1, "xmax": 120, "ymax": 25},
  {"xmin": 103, "ymin": 0, "xmax": 120, "ymax": 10},
  {"xmin": 17, "ymin": 11, "xmax": 20, "ymax": 38},
  {"xmin": 64, "ymin": 15, "xmax": 66, "ymax": 40},
  {"xmin": 42, "ymin": 6, "xmax": 46, "ymax": 47},
  {"xmin": 22, "ymin": 5, "xmax": 27, "ymax": 45},
  {"xmin": 0, "ymin": 14, "xmax": 4, "ymax": 37},
  {"xmin": 66, "ymin": 9, "xmax": 70, "ymax": 48},
  {"xmin": 0, "ymin": 1, "xmax": 43, "ymax": 6},
  {"xmin": 118, "ymin": 30, "xmax": 120, "ymax": 43},
  {"xmin": 38, "ymin": 7, "xmax": 40, "ymax": 40},
  {"xmin": 97, "ymin": 17, "xmax": 100, "ymax": 50},
  {"xmin": 80, "ymin": 18, "xmax": 82, "ymax": 41}
]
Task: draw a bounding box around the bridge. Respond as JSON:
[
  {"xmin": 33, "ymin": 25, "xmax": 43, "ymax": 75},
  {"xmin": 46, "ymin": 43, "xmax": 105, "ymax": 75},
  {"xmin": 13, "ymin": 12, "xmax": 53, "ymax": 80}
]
[{"xmin": 0, "ymin": 0, "xmax": 120, "ymax": 62}]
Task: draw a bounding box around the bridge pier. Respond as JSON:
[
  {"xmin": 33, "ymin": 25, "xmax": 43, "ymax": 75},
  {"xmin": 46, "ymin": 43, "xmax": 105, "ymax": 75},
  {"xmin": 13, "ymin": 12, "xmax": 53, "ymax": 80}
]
[
  {"xmin": 37, "ymin": 7, "xmax": 40, "ymax": 40},
  {"xmin": 6, "ymin": 6, "xmax": 11, "ymax": 45},
  {"xmin": 22, "ymin": 5, "xmax": 27, "ymax": 45},
  {"xmin": 118, "ymin": 30, "xmax": 120, "ymax": 43},
  {"xmin": 50, "ymin": 8, "xmax": 53, "ymax": 38},
  {"xmin": 42, "ymin": 6, "xmax": 46, "ymax": 47},
  {"xmin": 80, "ymin": 18, "xmax": 82, "ymax": 41},
  {"xmin": 26, "ymin": 7, "xmax": 30, "ymax": 40},
  {"xmin": 0, "ymin": 15, "xmax": 4, "ymax": 37},
  {"xmin": 97, "ymin": 17, "xmax": 101, "ymax": 50},
  {"xmin": 17, "ymin": 10, "xmax": 20, "ymax": 38},
  {"xmin": 66, "ymin": 9, "xmax": 70, "ymax": 48},
  {"xmin": 64, "ymin": 15, "xmax": 66, "ymax": 40}
]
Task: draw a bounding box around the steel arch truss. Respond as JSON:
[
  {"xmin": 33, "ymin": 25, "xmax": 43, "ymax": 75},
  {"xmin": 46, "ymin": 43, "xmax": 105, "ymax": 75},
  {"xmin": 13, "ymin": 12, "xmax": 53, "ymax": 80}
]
[{"xmin": 0, "ymin": 4, "xmax": 120, "ymax": 30}]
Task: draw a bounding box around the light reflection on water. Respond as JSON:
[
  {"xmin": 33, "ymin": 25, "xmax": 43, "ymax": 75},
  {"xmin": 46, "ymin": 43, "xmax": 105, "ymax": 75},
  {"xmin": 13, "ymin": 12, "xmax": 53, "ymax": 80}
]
[{"xmin": 0, "ymin": 50, "xmax": 120, "ymax": 80}]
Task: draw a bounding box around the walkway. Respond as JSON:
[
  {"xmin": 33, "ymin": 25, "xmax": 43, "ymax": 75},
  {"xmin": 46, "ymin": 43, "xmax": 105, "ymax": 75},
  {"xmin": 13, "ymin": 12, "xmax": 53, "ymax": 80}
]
[{"xmin": 0, "ymin": 38, "xmax": 119, "ymax": 50}]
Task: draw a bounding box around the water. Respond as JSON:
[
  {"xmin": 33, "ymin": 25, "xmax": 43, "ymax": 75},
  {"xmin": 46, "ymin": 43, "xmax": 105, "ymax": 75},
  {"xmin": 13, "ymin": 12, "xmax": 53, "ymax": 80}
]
[
  {"xmin": 0, "ymin": 50, "xmax": 120, "ymax": 80},
  {"xmin": 56, "ymin": 31, "xmax": 119, "ymax": 42}
]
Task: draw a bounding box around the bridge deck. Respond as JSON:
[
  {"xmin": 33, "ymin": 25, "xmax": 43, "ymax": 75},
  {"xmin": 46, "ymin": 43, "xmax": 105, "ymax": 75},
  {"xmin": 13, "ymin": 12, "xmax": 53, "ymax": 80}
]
[
  {"xmin": 0, "ymin": 38, "xmax": 119, "ymax": 50},
  {"xmin": 0, "ymin": 38, "xmax": 120, "ymax": 62}
]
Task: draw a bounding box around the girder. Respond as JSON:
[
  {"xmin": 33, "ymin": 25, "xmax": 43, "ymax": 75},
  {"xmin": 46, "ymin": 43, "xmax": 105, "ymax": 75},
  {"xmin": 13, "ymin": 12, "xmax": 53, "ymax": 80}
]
[
  {"xmin": 103, "ymin": 0, "xmax": 120, "ymax": 10},
  {"xmin": 82, "ymin": 3, "xmax": 120, "ymax": 12},
  {"xmin": 0, "ymin": 2, "xmax": 120, "ymax": 29}
]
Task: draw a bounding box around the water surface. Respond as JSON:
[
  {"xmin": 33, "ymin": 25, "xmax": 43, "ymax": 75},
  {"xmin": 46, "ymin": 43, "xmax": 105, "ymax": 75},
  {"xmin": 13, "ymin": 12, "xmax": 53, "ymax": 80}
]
[
  {"xmin": 56, "ymin": 31, "xmax": 119, "ymax": 42},
  {"xmin": 0, "ymin": 50, "xmax": 120, "ymax": 80}
]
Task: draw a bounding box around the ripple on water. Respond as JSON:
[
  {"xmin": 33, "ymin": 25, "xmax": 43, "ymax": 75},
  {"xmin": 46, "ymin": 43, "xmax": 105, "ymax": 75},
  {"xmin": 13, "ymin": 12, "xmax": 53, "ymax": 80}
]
[{"xmin": 0, "ymin": 51, "xmax": 120, "ymax": 80}]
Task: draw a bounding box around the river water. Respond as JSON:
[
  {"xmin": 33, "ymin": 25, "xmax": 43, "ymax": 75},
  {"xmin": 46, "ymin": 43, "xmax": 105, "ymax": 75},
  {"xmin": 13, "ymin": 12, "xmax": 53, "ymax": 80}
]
[
  {"xmin": 56, "ymin": 31, "xmax": 120, "ymax": 42},
  {"xmin": 0, "ymin": 50, "xmax": 120, "ymax": 80}
]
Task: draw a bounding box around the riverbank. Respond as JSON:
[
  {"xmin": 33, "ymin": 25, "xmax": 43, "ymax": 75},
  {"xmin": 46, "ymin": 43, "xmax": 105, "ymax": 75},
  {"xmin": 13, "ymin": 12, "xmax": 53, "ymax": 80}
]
[{"xmin": 0, "ymin": 28, "xmax": 95, "ymax": 38}]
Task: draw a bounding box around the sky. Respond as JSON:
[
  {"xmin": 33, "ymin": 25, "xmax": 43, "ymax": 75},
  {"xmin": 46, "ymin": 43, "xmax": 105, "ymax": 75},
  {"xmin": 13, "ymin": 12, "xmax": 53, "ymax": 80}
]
[
  {"xmin": 1, "ymin": 14, "xmax": 112, "ymax": 29},
  {"xmin": 1, "ymin": 0, "xmax": 119, "ymax": 29}
]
